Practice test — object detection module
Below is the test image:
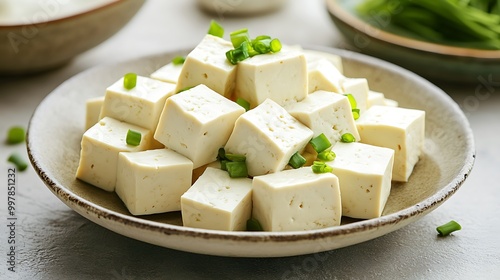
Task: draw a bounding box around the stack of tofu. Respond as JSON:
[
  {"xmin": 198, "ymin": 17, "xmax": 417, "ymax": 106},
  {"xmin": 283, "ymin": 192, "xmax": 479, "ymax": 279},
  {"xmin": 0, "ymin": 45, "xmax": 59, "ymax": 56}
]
[{"xmin": 76, "ymin": 34, "xmax": 425, "ymax": 232}]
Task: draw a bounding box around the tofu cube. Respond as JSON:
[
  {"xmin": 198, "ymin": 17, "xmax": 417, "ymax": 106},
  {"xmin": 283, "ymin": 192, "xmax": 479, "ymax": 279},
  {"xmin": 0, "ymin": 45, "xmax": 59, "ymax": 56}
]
[
  {"xmin": 224, "ymin": 99, "xmax": 313, "ymax": 176},
  {"xmin": 150, "ymin": 61, "xmax": 183, "ymax": 84},
  {"xmin": 252, "ymin": 167, "xmax": 342, "ymax": 231},
  {"xmin": 85, "ymin": 96, "xmax": 104, "ymax": 130},
  {"xmin": 76, "ymin": 117, "xmax": 152, "ymax": 192},
  {"xmin": 367, "ymin": 90, "xmax": 386, "ymax": 108},
  {"xmin": 99, "ymin": 75, "xmax": 176, "ymax": 131},
  {"xmin": 329, "ymin": 142, "xmax": 394, "ymax": 219},
  {"xmin": 342, "ymin": 78, "xmax": 369, "ymax": 114},
  {"xmin": 115, "ymin": 149, "xmax": 193, "ymax": 215},
  {"xmin": 285, "ymin": 90, "xmax": 360, "ymax": 145},
  {"xmin": 181, "ymin": 167, "xmax": 252, "ymax": 231},
  {"xmin": 175, "ymin": 34, "xmax": 236, "ymax": 98},
  {"xmin": 308, "ymin": 59, "xmax": 345, "ymax": 94},
  {"xmin": 356, "ymin": 105, "xmax": 425, "ymax": 182},
  {"xmin": 234, "ymin": 49, "xmax": 307, "ymax": 108},
  {"xmin": 154, "ymin": 84, "xmax": 245, "ymax": 168},
  {"xmin": 303, "ymin": 49, "xmax": 343, "ymax": 74}
]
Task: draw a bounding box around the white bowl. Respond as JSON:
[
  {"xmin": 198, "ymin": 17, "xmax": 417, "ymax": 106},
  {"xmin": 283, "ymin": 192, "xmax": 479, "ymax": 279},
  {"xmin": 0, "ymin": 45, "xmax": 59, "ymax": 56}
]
[{"xmin": 0, "ymin": 0, "xmax": 145, "ymax": 75}]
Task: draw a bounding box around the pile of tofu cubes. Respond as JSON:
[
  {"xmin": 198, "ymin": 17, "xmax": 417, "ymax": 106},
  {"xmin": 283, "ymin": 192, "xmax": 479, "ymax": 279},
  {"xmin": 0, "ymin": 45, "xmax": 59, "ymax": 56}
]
[{"xmin": 76, "ymin": 34, "xmax": 425, "ymax": 232}]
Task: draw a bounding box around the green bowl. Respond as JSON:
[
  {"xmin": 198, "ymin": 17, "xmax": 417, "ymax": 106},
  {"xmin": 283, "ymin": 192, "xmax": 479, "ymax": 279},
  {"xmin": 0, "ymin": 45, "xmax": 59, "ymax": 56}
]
[{"xmin": 326, "ymin": 0, "xmax": 500, "ymax": 84}]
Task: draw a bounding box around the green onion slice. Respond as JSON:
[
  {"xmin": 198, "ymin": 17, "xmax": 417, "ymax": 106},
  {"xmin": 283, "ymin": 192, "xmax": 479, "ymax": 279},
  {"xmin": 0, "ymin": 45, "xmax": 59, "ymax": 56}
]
[
  {"xmin": 311, "ymin": 161, "xmax": 333, "ymax": 174},
  {"xmin": 123, "ymin": 73, "xmax": 137, "ymax": 90},
  {"xmin": 208, "ymin": 20, "xmax": 224, "ymax": 38},
  {"xmin": 7, "ymin": 153, "xmax": 28, "ymax": 171},
  {"xmin": 289, "ymin": 151, "xmax": 306, "ymax": 169},
  {"xmin": 225, "ymin": 153, "xmax": 246, "ymax": 162},
  {"xmin": 6, "ymin": 126, "xmax": 25, "ymax": 144},
  {"xmin": 246, "ymin": 218, "xmax": 264, "ymax": 231},
  {"xmin": 171, "ymin": 56, "xmax": 185, "ymax": 65},
  {"xmin": 436, "ymin": 220, "xmax": 462, "ymax": 236},
  {"xmin": 126, "ymin": 129, "xmax": 141, "ymax": 146},
  {"xmin": 220, "ymin": 160, "xmax": 228, "ymax": 171},
  {"xmin": 270, "ymin": 38, "xmax": 282, "ymax": 52},
  {"xmin": 226, "ymin": 161, "xmax": 248, "ymax": 178},
  {"xmin": 309, "ymin": 133, "xmax": 331, "ymax": 153},
  {"xmin": 340, "ymin": 133, "xmax": 356, "ymax": 143},
  {"xmin": 317, "ymin": 150, "xmax": 336, "ymax": 162},
  {"xmin": 352, "ymin": 108, "xmax": 360, "ymax": 120},
  {"xmin": 344, "ymin": 93, "xmax": 357, "ymax": 109},
  {"xmin": 236, "ymin": 98, "xmax": 250, "ymax": 111},
  {"xmin": 230, "ymin": 28, "xmax": 250, "ymax": 48}
]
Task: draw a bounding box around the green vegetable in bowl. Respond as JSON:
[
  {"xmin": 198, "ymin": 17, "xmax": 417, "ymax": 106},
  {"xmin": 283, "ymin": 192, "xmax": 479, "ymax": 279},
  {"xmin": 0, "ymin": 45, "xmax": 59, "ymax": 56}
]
[{"xmin": 357, "ymin": 0, "xmax": 500, "ymax": 50}]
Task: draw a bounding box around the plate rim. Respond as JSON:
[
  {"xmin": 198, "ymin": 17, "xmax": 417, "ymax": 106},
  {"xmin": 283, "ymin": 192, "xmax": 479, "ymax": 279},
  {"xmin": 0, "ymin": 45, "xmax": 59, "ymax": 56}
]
[{"xmin": 26, "ymin": 46, "xmax": 476, "ymax": 256}]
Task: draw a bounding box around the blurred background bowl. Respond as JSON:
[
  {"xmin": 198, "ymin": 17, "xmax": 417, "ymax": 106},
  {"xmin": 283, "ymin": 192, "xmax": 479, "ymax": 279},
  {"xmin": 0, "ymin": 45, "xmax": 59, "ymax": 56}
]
[
  {"xmin": 326, "ymin": 0, "xmax": 500, "ymax": 84},
  {"xmin": 0, "ymin": 0, "xmax": 145, "ymax": 75}
]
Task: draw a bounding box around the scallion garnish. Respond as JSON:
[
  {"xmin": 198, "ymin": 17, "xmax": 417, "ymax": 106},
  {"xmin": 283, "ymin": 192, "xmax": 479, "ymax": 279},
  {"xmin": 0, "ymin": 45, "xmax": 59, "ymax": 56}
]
[
  {"xmin": 309, "ymin": 133, "xmax": 331, "ymax": 153},
  {"xmin": 7, "ymin": 153, "xmax": 28, "ymax": 171},
  {"xmin": 270, "ymin": 38, "xmax": 282, "ymax": 52},
  {"xmin": 226, "ymin": 161, "xmax": 248, "ymax": 178},
  {"xmin": 288, "ymin": 151, "xmax": 306, "ymax": 169},
  {"xmin": 6, "ymin": 126, "xmax": 25, "ymax": 144},
  {"xmin": 340, "ymin": 133, "xmax": 356, "ymax": 143},
  {"xmin": 344, "ymin": 93, "xmax": 357, "ymax": 109},
  {"xmin": 225, "ymin": 153, "xmax": 246, "ymax": 162},
  {"xmin": 311, "ymin": 161, "xmax": 333, "ymax": 174},
  {"xmin": 220, "ymin": 160, "xmax": 228, "ymax": 171},
  {"xmin": 230, "ymin": 28, "xmax": 250, "ymax": 48},
  {"xmin": 208, "ymin": 20, "xmax": 224, "ymax": 38},
  {"xmin": 236, "ymin": 98, "xmax": 250, "ymax": 111},
  {"xmin": 123, "ymin": 73, "xmax": 137, "ymax": 90},
  {"xmin": 436, "ymin": 220, "xmax": 462, "ymax": 236},
  {"xmin": 352, "ymin": 108, "xmax": 360, "ymax": 120},
  {"xmin": 317, "ymin": 150, "xmax": 336, "ymax": 162},
  {"xmin": 126, "ymin": 129, "xmax": 141, "ymax": 146},
  {"xmin": 246, "ymin": 218, "xmax": 263, "ymax": 231},
  {"xmin": 172, "ymin": 56, "xmax": 185, "ymax": 65},
  {"xmin": 225, "ymin": 29, "xmax": 281, "ymax": 64}
]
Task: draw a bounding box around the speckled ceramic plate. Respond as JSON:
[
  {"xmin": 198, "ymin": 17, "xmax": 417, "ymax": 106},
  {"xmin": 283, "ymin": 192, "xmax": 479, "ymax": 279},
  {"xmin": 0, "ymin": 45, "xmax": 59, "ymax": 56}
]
[
  {"xmin": 27, "ymin": 47, "xmax": 475, "ymax": 257},
  {"xmin": 326, "ymin": 0, "xmax": 500, "ymax": 84}
]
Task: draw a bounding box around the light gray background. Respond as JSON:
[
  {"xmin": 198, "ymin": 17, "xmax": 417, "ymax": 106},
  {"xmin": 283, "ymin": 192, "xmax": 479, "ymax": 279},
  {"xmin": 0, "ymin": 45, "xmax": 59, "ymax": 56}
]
[{"xmin": 1, "ymin": 1, "xmax": 499, "ymax": 279}]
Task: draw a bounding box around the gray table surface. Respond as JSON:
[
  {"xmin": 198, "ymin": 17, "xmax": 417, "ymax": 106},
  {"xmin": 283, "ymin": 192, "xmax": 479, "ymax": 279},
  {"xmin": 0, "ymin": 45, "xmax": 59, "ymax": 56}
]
[{"xmin": 1, "ymin": 1, "xmax": 499, "ymax": 279}]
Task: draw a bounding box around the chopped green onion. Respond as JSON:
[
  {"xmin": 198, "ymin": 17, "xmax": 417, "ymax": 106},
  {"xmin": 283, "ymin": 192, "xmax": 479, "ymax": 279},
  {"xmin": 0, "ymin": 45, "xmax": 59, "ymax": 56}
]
[
  {"xmin": 317, "ymin": 150, "xmax": 336, "ymax": 162},
  {"xmin": 7, "ymin": 153, "xmax": 28, "ymax": 171},
  {"xmin": 208, "ymin": 20, "xmax": 224, "ymax": 38},
  {"xmin": 352, "ymin": 108, "xmax": 360, "ymax": 120},
  {"xmin": 270, "ymin": 38, "xmax": 282, "ymax": 52},
  {"xmin": 288, "ymin": 151, "xmax": 306, "ymax": 169},
  {"xmin": 311, "ymin": 161, "xmax": 333, "ymax": 174},
  {"xmin": 344, "ymin": 93, "xmax": 357, "ymax": 109},
  {"xmin": 6, "ymin": 126, "xmax": 25, "ymax": 144},
  {"xmin": 126, "ymin": 129, "xmax": 141, "ymax": 146},
  {"xmin": 309, "ymin": 133, "xmax": 331, "ymax": 153},
  {"xmin": 230, "ymin": 28, "xmax": 250, "ymax": 48},
  {"xmin": 226, "ymin": 161, "xmax": 248, "ymax": 178},
  {"xmin": 253, "ymin": 35, "xmax": 271, "ymax": 41},
  {"xmin": 436, "ymin": 220, "xmax": 462, "ymax": 236},
  {"xmin": 226, "ymin": 41, "xmax": 251, "ymax": 65},
  {"xmin": 225, "ymin": 153, "xmax": 246, "ymax": 162},
  {"xmin": 123, "ymin": 73, "xmax": 137, "ymax": 90},
  {"xmin": 246, "ymin": 218, "xmax": 263, "ymax": 231},
  {"xmin": 340, "ymin": 133, "xmax": 356, "ymax": 143},
  {"xmin": 253, "ymin": 38, "xmax": 271, "ymax": 54},
  {"xmin": 220, "ymin": 160, "xmax": 228, "ymax": 171},
  {"xmin": 172, "ymin": 56, "xmax": 185, "ymax": 65},
  {"xmin": 236, "ymin": 98, "xmax": 250, "ymax": 111},
  {"xmin": 217, "ymin": 147, "xmax": 226, "ymax": 161}
]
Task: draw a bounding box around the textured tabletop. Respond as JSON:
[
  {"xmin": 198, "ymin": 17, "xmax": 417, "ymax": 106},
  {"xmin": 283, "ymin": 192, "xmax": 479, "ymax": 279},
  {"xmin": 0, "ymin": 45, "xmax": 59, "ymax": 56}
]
[{"xmin": 1, "ymin": 1, "xmax": 499, "ymax": 279}]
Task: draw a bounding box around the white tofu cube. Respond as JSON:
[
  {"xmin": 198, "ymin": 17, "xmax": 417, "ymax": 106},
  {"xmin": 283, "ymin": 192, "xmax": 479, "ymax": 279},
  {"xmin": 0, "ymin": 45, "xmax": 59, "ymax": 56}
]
[
  {"xmin": 356, "ymin": 105, "xmax": 425, "ymax": 182},
  {"xmin": 154, "ymin": 84, "xmax": 245, "ymax": 168},
  {"xmin": 99, "ymin": 75, "xmax": 176, "ymax": 131},
  {"xmin": 285, "ymin": 90, "xmax": 360, "ymax": 145},
  {"xmin": 85, "ymin": 96, "xmax": 104, "ymax": 130},
  {"xmin": 308, "ymin": 59, "xmax": 344, "ymax": 94},
  {"xmin": 342, "ymin": 78, "xmax": 369, "ymax": 114},
  {"xmin": 384, "ymin": 98, "xmax": 399, "ymax": 107},
  {"xmin": 367, "ymin": 90, "xmax": 386, "ymax": 108},
  {"xmin": 181, "ymin": 167, "xmax": 252, "ymax": 231},
  {"xmin": 252, "ymin": 167, "xmax": 342, "ymax": 232},
  {"xmin": 329, "ymin": 142, "xmax": 394, "ymax": 219},
  {"xmin": 76, "ymin": 117, "xmax": 153, "ymax": 192},
  {"xmin": 150, "ymin": 61, "xmax": 183, "ymax": 84},
  {"xmin": 115, "ymin": 149, "xmax": 193, "ymax": 215},
  {"xmin": 224, "ymin": 99, "xmax": 313, "ymax": 176},
  {"xmin": 304, "ymin": 49, "xmax": 343, "ymax": 73},
  {"xmin": 234, "ymin": 49, "xmax": 307, "ymax": 108},
  {"xmin": 175, "ymin": 34, "xmax": 236, "ymax": 98}
]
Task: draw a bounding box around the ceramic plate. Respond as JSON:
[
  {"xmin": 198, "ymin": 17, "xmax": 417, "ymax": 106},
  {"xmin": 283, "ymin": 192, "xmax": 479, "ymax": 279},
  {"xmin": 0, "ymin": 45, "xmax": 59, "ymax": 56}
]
[
  {"xmin": 326, "ymin": 0, "xmax": 500, "ymax": 84},
  {"xmin": 27, "ymin": 47, "xmax": 475, "ymax": 257}
]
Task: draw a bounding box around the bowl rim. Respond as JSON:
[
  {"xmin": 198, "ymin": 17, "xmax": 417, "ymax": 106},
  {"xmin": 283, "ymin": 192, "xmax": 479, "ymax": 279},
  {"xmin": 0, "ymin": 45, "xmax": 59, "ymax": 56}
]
[
  {"xmin": 326, "ymin": 0, "xmax": 500, "ymax": 59},
  {"xmin": 0, "ymin": 0, "xmax": 134, "ymax": 29}
]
